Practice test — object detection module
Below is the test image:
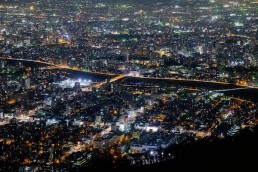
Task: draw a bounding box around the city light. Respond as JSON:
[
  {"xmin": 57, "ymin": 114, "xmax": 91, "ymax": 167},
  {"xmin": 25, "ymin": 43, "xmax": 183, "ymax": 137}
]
[
  {"xmin": 0, "ymin": 0, "xmax": 257, "ymax": 170},
  {"xmin": 29, "ymin": 5, "xmax": 34, "ymax": 11}
]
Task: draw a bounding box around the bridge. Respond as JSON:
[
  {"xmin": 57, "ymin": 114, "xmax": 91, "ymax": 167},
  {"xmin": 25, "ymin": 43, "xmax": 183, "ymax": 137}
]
[
  {"xmin": 0, "ymin": 56, "xmax": 126, "ymax": 92},
  {"xmin": 81, "ymin": 75, "xmax": 126, "ymax": 92},
  {"xmin": 110, "ymin": 75, "xmax": 126, "ymax": 82}
]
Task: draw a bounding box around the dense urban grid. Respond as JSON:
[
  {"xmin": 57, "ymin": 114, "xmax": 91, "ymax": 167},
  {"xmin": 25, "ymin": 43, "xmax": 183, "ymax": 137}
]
[{"xmin": 0, "ymin": 0, "xmax": 258, "ymax": 171}]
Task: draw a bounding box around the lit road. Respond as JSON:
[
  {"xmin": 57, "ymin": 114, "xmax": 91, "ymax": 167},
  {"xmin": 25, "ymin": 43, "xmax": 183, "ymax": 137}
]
[
  {"xmin": 1, "ymin": 57, "xmax": 258, "ymax": 91},
  {"xmin": 225, "ymin": 33, "xmax": 252, "ymax": 39},
  {"xmin": 81, "ymin": 75, "xmax": 126, "ymax": 91},
  {"xmin": 110, "ymin": 75, "xmax": 126, "ymax": 82},
  {"xmin": 209, "ymin": 87, "xmax": 250, "ymax": 92}
]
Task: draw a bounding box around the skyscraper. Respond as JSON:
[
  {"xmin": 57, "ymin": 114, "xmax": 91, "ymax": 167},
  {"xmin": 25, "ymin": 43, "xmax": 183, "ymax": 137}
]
[{"xmin": 25, "ymin": 78, "xmax": 31, "ymax": 90}]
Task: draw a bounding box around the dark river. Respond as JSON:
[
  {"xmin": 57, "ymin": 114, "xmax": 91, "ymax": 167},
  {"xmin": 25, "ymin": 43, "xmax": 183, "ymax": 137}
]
[{"xmin": 5, "ymin": 59, "xmax": 258, "ymax": 102}]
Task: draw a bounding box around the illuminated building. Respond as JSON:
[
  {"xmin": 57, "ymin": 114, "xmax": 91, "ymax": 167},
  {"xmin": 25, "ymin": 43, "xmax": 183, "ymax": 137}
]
[
  {"xmin": 25, "ymin": 78, "xmax": 31, "ymax": 90},
  {"xmin": 0, "ymin": 109, "xmax": 3, "ymax": 119}
]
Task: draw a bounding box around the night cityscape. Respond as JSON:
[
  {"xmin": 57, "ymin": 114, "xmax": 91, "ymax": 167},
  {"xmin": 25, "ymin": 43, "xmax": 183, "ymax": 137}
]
[{"xmin": 0, "ymin": 0, "xmax": 258, "ymax": 171}]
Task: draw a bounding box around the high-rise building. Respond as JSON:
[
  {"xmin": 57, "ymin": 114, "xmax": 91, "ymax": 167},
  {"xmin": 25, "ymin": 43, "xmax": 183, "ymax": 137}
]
[
  {"xmin": 95, "ymin": 115, "xmax": 101, "ymax": 123},
  {"xmin": 0, "ymin": 60, "xmax": 5, "ymax": 68},
  {"xmin": 0, "ymin": 109, "xmax": 4, "ymax": 119},
  {"xmin": 25, "ymin": 78, "xmax": 31, "ymax": 90},
  {"xmin": 125, "ymin": 53, "xmax": 129, "ymax": 62},
  {"xmin": 111, "ymin": 123, "xmax": 116, "ymax": 132}
]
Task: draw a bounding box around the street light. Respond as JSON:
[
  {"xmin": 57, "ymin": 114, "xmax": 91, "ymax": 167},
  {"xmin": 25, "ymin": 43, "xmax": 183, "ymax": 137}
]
[{"xmin": 29, "ymin": 5, "xmax": 35, "ymax": 11}]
